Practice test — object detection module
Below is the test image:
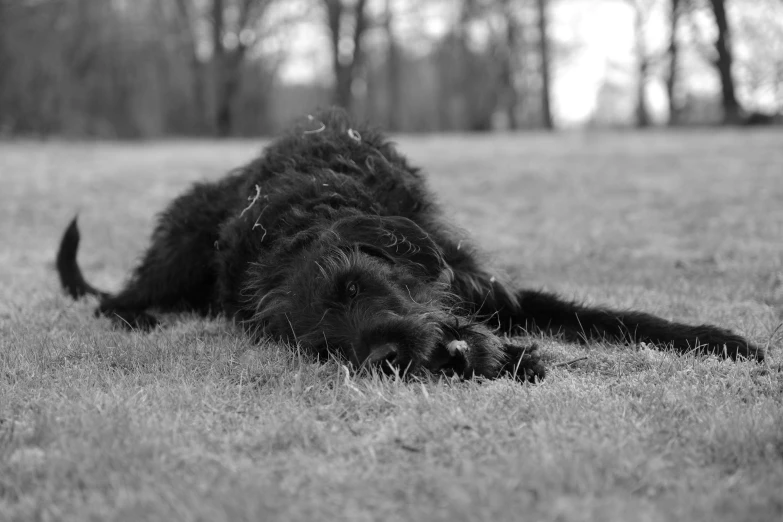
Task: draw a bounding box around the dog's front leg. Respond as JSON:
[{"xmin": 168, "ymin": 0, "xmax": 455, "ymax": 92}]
[{"xmin": 433, "ymin": 322, "xmax": 546, "ymax": 382}]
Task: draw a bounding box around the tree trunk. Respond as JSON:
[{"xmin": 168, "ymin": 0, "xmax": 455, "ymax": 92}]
[
  {"xmin": 633, "ymin": 1, "xmax": 651, "ymax": 128},
  {"xmin": 190, "ymin": 57, "xmax": 208, "ymax": 134},
  {"xmin": 636, "ymin": 62, "xmax": 651, "ymax": 127},
  {"xmin": 666, "ymin": 0, "xmax": 681, "ymax": 126},
  {"xmin": 175, "ymin": 0, "xmax": 207, "ymax": 133},
  {"xmin": 537, "ymin": 0, "xmax": 554, "ymax": 129},
  {"xmin": 325, "ymin": 0, "xmax": 368, "ymax": 115},
  {"xmin": 220, "ymin": 51, "xmax": 244, "ymax": 135},
  {"xmin": 334, "ymin": 66, "xmax": 353, "ymax": 110},
  {"xmin": 708, "ymin": 0, "xmax": 742, "ymax": 124},
  {"xmin": 348, "ymin": 0, "xmax": 369, "ymax": 113},
  {"xmin": 498, "ymin": 0, "xmax": 519, "ymax": 130},
  {"xmin": 211, "ymin": 0, "xmax": 232, "ymax": 136},
  {"xmin": 384, "ymin": 0, "xmax": 401, "ymax": 131},
  {"xmin": 777, "ymin": 62, "xmax": 783, "ymax": 111}
]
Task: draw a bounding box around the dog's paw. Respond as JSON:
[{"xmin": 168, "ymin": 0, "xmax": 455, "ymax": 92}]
[
  {"xmin": 500, "ymin": 343, "xmax": 546, "ymax": 383},
  {"xmin": 428, "ymin": 325, "xmax": 495, "ymax": 377},
  {"xmin": 113, "ymin": 311, "xmax": 159, "ymax": 331},
  {"xmin": 125, "ymin": 311, "xmax": 160, "ymax": 331},
  {"xmin": 717, "ymin": 339, "xmax": 766, "ymax": 362},
  {"xmin": 430, "ymin": 324, "xmax": 547, "ymax": 383},
  {"xmin": 674, "ymin": 328, "xmax": 766, "ymax": 362},
  {"xmin": 96, "ymin": 308, "xmax": 159, "ymax": 331}
]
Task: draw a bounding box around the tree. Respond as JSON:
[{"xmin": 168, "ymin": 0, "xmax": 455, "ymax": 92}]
[
  {"xmin": 209, "ymin": 0, "xmax": 276, "ymax": 137},
  {"xmin": 707, "ymin": 0, "xmax": 742, "ymax": 123},
  {"xmin": 496, "ymin": 0, "xmax": 521, "ymax": 129},
  {"xmin": 174, "ymin": 0, "xmax": 208, "ymax": 133},
  {"xmin": 212, "ymin": 0, "xmax": 228, "ymax": 135},
  {"xmin": 627, "ymin": 0, "xmax": 653, "ymax": 127},
  {"xmin": 323, "ymin": 0, "xmax": 370, "ymax": 114},
  {"xmin": 383, "ymin": 0, "xmax": 402, "ymax": 131},
  {"xmin": 537, "ymin": 0, "xmax": 554, "ymax": 129},
  {"xmin": 666, "ymin": 0, "xmax": 683, "ymax": 125}
]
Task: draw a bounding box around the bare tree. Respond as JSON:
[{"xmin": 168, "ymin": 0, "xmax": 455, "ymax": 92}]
[
  {"xmin": 210, "ymin": 0, "xmax": 275, "ymax": 137},
  {"xmin": 384, "ymin": 0, "xmax": 401, "ymax": 130},
  {"xmin": 496, "ymin": 0, "xmax": 521, "ymax": 129},
  {"xmin": 666, "ymin": 0, "xmax": 682, "ymax": 125},
  {"xmin": 211, "ymin": 0, "xmax": 229, "ymax": 135},
  {"xmin": 174, "ymin": 0, "xmax": 208, "ymax": 132},
  {"xmin": 707, "ymin": 0, "xmax": 742, "ymax": 123},
  {"xmin": 537, "ymin": 0, "xmax": 554, "ymax": 129},
  {"xmin": 323, "ymin": 0, "xmax": 370, "ymax": 114},
  {"xmin": 628, "ymin": 0, "xmax": 653, "ymax": 127},
  {"xmin": 684, "ymin": 0, "xmax": 743, "ymax": 123},
  {"xmin": 0, "ymin": 0, "xmax": 294, "ymax": 137}
]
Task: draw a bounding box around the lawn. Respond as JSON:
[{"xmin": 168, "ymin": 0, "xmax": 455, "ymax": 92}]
[{"xmin": 1, "ymin": 129, "xmax": 782, "ymax": 521}]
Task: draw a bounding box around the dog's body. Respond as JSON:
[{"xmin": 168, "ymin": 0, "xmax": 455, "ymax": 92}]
[{"xmin": 57, "ymin": 109, "xmax": 765, "ymax": 380}]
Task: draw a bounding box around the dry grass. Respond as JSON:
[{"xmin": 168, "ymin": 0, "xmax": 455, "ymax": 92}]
[{"xmin": 1, "ymin": 129, "xmax": 782, "ymax": 522}]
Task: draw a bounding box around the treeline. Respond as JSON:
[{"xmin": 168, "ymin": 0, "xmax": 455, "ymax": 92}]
[{"xmin": 0, "ymin": 0, "xmax": 780, "ymax": 138}]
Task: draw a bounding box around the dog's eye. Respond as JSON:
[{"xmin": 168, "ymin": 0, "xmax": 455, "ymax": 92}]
[{"xmin": 346, "ymin": 281, "xmax": 360, "ymax": 299}]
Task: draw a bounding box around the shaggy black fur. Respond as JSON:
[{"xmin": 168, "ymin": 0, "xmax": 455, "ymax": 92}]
[{"xmin": 56, "ymin": 108, "xmax": 765, "ymax": 381}]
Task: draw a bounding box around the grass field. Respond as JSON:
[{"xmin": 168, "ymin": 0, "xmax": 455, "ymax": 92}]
[{"xmin": 1, "ymin": 129, "xmax": 782, "ymax": 521}]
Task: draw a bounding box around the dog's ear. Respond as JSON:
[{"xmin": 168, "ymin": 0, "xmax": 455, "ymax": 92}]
[{"xmin": 332, "ymin": 215, "xmax": 446, "ymax": 279}]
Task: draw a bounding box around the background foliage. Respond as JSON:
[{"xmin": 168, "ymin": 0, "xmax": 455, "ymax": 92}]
[{"xmin": 1, "ymin": 0, "xmax": 781, "ymax": 137}]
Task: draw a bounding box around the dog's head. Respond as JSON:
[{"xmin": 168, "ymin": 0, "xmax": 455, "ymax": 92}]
[{"xmin": 245, "ymin": 215, "xmax": 457, "ymax": 371}]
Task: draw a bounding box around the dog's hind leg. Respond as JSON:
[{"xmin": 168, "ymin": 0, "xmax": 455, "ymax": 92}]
[
  {"xmin": 100, "ymin": 179, "xmax": 248, "ymax": 329},
  {"xmin": 96, "ymin": 218, "xmax": 216, "ymax": 330},
  {"xmin": 59, "ymin": 176, "xmax": 245, "ymax": 330},
  {"xmin": 58, "ymin": 218, "xmax": 163, "ymax": 330}
]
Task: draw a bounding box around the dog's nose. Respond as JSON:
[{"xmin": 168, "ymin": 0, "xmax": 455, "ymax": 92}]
[{"xmin": 364, "ymin": 343, "xmax": 398, "ymax": 366}]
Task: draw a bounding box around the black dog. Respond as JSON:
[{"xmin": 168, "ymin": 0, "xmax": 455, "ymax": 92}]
[{"xmin": 56, "ymin": 108, "xmax": 765, "ymax": 381}]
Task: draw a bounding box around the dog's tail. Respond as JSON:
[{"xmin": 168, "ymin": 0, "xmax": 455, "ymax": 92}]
[{"xmin": 56, "ymin": 217, "xmax": 109, "ymax": 300}]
